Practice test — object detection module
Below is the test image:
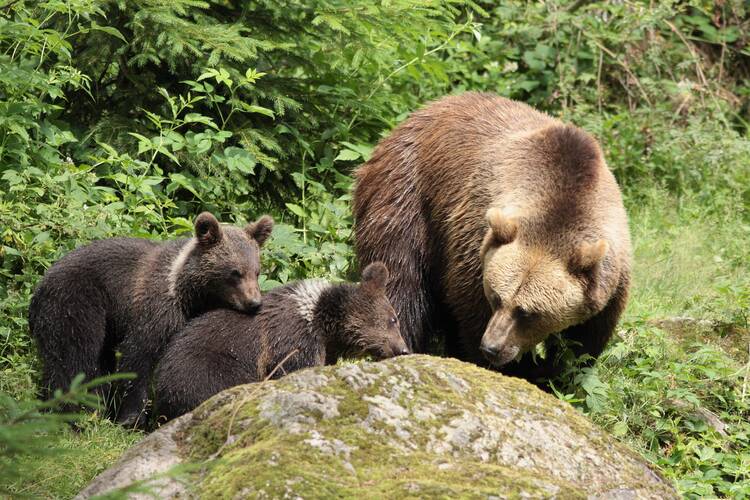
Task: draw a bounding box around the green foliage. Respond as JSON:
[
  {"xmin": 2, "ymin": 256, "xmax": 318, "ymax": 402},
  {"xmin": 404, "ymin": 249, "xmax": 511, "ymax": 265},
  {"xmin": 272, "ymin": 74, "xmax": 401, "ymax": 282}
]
[
  {"xmin": 554, "ymin": 325, "xmax": 750, "ymax": 498},
  {"xmin": 52, "ymin": 0, "xmax": 483, "ymax": 198},
  {"xmin": 460, "ymin": 1, "xmax": 750, "ymax": 202},
  {"xmin": 1, "ymin": 0, "xmax": 749, "ymax": 497},
  {"xmin": 576, "ymin": 107, "xmax": 750, "ymax": 208},
  {"xmin": 550, "ymin": 194, "xmax": 750, "ymax": 499},
  {"xmin": 0, "ymin": 374, "xmax": 139, "ymax": 497}
]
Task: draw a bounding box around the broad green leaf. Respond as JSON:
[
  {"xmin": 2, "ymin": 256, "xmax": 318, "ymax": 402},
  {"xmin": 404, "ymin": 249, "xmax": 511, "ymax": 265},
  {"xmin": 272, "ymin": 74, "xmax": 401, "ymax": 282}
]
[
  {"xmin": 335, "ymin": 149, "xmax": 361, "ymax": 162},
  {"xmin": 285, "ymin": 203, "xmax": 306, "ymax": 218}
]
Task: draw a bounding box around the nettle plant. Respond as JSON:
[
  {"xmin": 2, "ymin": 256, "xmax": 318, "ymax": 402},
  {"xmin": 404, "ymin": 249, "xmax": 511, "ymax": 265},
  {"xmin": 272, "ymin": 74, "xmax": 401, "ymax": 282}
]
[
  {"xmin": 95, "ymin": 69, "xmax": 272, "ymax": 214},
  {"xmin": 91, "ymin": 69, "xmax": 355, "ymax": 286}
]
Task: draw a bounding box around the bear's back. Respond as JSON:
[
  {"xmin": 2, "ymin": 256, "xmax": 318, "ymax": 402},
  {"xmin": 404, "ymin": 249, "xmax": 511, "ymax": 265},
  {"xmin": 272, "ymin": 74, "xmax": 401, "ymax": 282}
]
[
  {"xmin": 31, "ymin": 236, "xmax": 192, "ymax": 340},
  {"xmin": 38, "ymin": 237, "xmax": 160, "ymax": 290},
  {"xmin": 244, "ymin": 281, "xmax": 327, "ymax": 377},
  {"xmin": 384, "ymin": 92, "xmax": 627, "ymax": 261},
  {"xmin": 164, "ymin": 280, "xmax": 322, "ymax": 383},
  {"xmin": 155, "ymin": 282, "xmax": 325, "ymax": 419}
]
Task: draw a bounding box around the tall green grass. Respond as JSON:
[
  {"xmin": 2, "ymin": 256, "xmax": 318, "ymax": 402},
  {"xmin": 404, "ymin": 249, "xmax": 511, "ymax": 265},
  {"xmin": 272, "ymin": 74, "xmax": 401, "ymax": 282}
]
[
  {"xmin": 628, "ymin": 189, "xmax": 749, "ymax": 324},
  {"xmin": 6, "ymin": 418, "xmax": 140, "ymax": 499},
  {"xmin": 560, "ymin": 190, "xmax": 750, "ymax": 498}
]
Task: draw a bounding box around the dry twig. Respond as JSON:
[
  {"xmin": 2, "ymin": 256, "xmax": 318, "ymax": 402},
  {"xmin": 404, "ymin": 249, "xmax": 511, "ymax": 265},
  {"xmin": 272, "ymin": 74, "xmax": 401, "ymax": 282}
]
[{"xmin": 592, "ymin": 40, "xmax": 653, "ymax": 106}]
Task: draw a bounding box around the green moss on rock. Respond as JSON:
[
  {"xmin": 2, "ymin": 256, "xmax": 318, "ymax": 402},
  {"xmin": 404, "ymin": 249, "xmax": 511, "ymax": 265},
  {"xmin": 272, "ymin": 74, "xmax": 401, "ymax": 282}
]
[{"xmin": 80, "ymin": 355, "xmax": 678, "ymax": 498}]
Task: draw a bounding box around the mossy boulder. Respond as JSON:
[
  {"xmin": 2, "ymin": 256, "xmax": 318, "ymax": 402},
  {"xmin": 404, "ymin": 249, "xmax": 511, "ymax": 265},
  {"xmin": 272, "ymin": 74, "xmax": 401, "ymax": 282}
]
[{"xmin": 79, "ymin": 355, "xmax": 677, "ymax": 499}]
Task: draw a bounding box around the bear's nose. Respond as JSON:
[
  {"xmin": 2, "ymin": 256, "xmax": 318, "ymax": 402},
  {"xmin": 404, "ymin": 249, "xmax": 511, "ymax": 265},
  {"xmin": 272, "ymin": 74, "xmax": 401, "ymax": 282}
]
[
  {"xmin": 480, "ymin": 343, "xmax": 500, "ymax": 359},
  {"xmin": 390, "ymin": 339, "xmax": 410, "ymax": 357},
  {"xmin": 246, "ymin": 298, "xmax": 261, "ymax": 311}
]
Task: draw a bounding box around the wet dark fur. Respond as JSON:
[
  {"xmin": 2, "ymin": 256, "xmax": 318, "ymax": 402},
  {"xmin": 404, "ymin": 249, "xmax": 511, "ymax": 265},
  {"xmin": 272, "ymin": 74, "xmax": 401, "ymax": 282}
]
[
  {"xmin": 353, "ymin": 92, "xmax": 631, "ymax": 380},
  {"xmin": 154, "ymin": 263, "xmax": 407, "ymax": 420},
  {"xmin": 28, "ymin": 213, "xmax": 273, "ymax": 426}
]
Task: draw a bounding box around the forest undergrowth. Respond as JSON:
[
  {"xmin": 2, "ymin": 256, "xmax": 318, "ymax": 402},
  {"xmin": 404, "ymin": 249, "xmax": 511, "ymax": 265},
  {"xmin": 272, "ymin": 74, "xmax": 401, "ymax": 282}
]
[{"xmin": 1, "ymin": 1, "xmax": 749, "ymax": 497}]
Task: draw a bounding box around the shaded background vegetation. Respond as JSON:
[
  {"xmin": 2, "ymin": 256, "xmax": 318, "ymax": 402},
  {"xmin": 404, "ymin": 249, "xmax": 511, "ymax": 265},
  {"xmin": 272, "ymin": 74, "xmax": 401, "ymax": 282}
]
[{"xmin": 1, "ymin": 0, "xmax": 748, "ymax": 497}]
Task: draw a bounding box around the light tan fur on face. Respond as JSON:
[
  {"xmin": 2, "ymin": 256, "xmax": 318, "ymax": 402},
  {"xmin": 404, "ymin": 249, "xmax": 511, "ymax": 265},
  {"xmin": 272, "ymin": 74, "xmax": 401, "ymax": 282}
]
[{"xmin": 482, "ymin": 241, "xmax": 587, "ymax": 360}]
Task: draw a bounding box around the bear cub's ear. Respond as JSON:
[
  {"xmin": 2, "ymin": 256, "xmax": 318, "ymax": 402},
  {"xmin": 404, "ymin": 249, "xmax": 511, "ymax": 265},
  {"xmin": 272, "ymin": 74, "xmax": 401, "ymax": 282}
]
[
  {"xmin": 245, "ymin": 215, "xmax": 274, "ymax": 247},
  {"xmin": 361, "ymin": 262, "xmax": 389, "ymax": 293},
  {"xmin": 485, "ymin": 207, "xmax": 519, "ymax": 246},
  {"xmin": 195, "ymin": 212, "xmax": 222, "ymax": 246}
]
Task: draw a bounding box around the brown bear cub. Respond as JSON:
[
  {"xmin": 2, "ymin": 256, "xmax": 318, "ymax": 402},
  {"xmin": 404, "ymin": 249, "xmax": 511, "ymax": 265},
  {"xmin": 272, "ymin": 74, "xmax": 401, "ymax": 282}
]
[
  {"xmin": 154, "ymin": 262, "xmax": 408, "ymax": 421},
  {"xmin": 354, "ymin": 92, "xmax": 631, "ymax": 381},
  {"xmin": 29, "ymin": 212, "xmax": 273, "ymax": 427}
]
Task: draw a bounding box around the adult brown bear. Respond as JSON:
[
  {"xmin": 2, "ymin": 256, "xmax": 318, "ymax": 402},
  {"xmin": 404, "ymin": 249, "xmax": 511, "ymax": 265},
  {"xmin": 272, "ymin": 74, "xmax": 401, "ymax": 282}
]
[{"xmin": 353, "ymin": 92, "xmax": 631, "ymax": 379}]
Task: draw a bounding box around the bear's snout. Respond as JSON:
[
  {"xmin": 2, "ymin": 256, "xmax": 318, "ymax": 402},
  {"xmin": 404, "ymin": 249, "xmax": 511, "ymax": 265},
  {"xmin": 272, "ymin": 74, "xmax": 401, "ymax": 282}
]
[
  {"xmin": 233, "ymin": 280, "xmax": 262, "ymax": 312},
  {"xmin": 480, "ymin": 311, "xmax": 523, "ymax": 366},
  {"xmin": 480, "ymin": 343, "xmax": 500, "ymax": 358},
  {"xmin": 372, "ymin": 335, "xmax": 410, "ymax": 359},
  {"xmin": 390, "ymin": 334, "xmax": 410, "ymax": 357},
  {"xmin": 480, "ymin": 340, "xmax": 520, "ymax": 367},
  {"xmin": 393, "ymin": 342, "xmax": 410, "ymax": 357},
  {"xmin": 233, "ymin": 289, "xmax": 262, "ymax": 312},
  {"xmin": 243, "ymin": 297, "xmax": 262, "ymax": 311}
]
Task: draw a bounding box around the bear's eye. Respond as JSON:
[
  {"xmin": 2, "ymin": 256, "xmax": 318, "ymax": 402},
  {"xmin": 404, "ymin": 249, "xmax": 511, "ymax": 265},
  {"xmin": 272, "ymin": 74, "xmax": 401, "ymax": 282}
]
[
  {"xmin": 489, "ymin": 293, "xmax": 502, "ymax": 309},
  {"xmin": 230, "ymin": 269, "xmax": 243, "ymax": 279},
  {"xmin": 514, "ymin": 307, "xmax": 535, "ymax": 321},
  {"xmin": 388, "ymin": 316, "xmax": 397, "ymax": 327}
]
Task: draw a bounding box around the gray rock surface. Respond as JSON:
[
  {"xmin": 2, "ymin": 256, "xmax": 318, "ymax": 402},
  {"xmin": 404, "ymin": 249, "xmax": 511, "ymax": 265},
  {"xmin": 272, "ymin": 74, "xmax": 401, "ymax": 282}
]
[
  {"xmin": 80, "ymin": 355, "xmax": 678, "ymax": 498},
  {"xmin": 77, "ymin": 416, "xmax": 189, "ymax": 499}
]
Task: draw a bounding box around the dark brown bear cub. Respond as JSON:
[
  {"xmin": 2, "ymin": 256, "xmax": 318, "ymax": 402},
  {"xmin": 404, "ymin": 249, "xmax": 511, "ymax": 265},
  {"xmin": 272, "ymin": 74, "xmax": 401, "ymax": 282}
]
[
  {"xmin": 154, "ymin": 262, "xmax": 408, "ymax": 421},
  {"xmin": 29, "ymin": 212, "xmax": 273, "ymax": 427}
]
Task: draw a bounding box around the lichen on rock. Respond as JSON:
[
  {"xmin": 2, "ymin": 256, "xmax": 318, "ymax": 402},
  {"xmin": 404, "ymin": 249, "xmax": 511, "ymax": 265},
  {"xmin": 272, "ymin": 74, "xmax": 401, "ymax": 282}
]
[{"xmin": 79, "ymin": 355, "xmax": 678, "ymax": 499}]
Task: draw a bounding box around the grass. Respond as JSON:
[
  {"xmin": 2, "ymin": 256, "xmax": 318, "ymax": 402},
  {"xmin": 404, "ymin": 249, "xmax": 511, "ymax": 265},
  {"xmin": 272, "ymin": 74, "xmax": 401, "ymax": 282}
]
[
  {"xmin": 628, "ymin": 189, "xmax": 749, "ymax": 324},
  {"xmin": 561, "ymin": 189, "xmax": 750, "ymax": 498},
  {"xmin": 5, "ymin": 417, "xmax": 141, "ymax": 499},
  {"xmin": 1, "ymin": 188, "xmax": 748, "ymax": 498}
]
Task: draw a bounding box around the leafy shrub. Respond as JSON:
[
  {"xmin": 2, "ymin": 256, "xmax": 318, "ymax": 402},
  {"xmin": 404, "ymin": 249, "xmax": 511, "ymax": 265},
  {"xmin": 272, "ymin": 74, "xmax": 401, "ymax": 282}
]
[
  {"xmin": 52, "ymin": 0, "xmax": 483, "ymax": 199},
  {"xmin": 0, "ymin": 0, "xmax": 480, "ymax": 397}
]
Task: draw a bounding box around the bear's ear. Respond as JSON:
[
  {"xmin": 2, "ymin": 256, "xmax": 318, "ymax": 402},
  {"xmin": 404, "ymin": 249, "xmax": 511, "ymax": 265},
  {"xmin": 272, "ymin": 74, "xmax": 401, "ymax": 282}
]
[
  {"xmin": 246, "ymin": 215, "xmax": 274, "ymax": 247},
  {"xmin": 572, "ymin": 239, "xmax": 609, "ymax": 272},
  {"xmin": 195, "ymin": 212, "xmax": 222, "ymax": 246},
  {"xmin": 485, "ymin": 207, "xmax": 519, "ymax": 246},
  {"xmin": 361, "ymin": 262, "xmax": 389, "ymax": 293}
]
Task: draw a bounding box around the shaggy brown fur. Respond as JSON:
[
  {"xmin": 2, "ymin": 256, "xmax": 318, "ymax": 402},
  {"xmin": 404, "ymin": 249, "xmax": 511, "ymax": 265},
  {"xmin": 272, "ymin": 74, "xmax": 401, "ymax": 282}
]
[
  {"xmin": 29, "ymin": 212, "xmax": 273, "ymax": 427},
  {"xmin": 153, "ymin": 263, "xmax": 408, "ymax": 420},
  {"xmin": 353, "ymin": 92, "xmax": 631, "ymax": 379}
]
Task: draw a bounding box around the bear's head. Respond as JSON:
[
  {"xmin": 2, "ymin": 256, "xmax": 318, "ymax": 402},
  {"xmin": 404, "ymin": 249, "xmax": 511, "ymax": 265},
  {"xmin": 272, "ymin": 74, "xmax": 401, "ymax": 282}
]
[
  {"xmin": 478, "ymin": 207, "xmax": 609, "ymax": 367},
  {"xmin": 341, "ymin": 262, "xmax": 410, "ymax": 360},
  {"xmin": 175, "ymin": 212, "xmax": 274, "ymax": 314}
]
